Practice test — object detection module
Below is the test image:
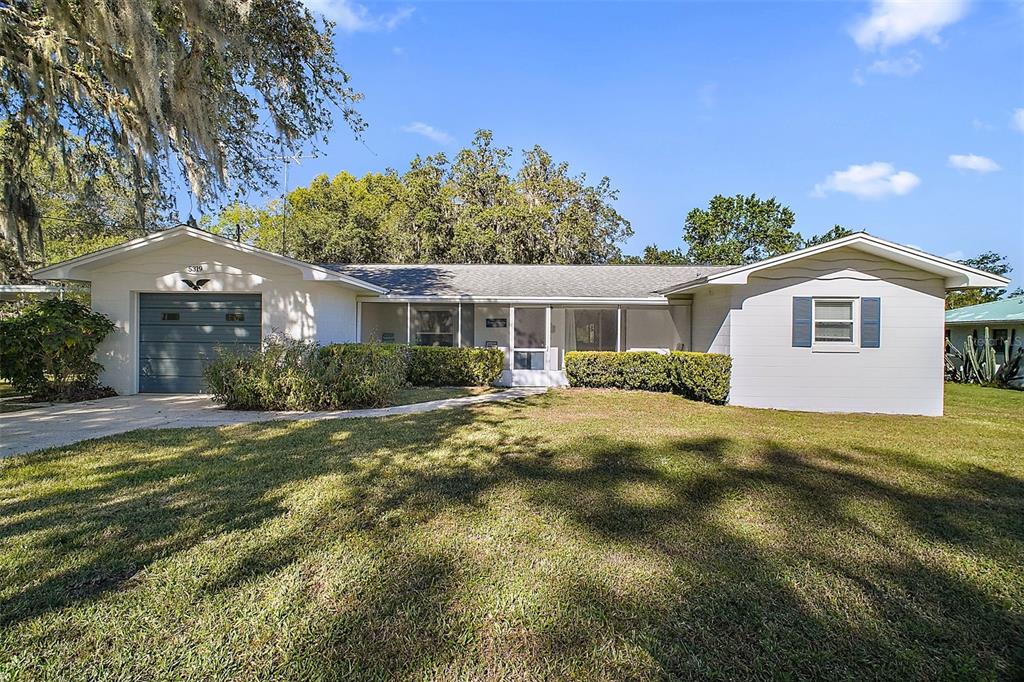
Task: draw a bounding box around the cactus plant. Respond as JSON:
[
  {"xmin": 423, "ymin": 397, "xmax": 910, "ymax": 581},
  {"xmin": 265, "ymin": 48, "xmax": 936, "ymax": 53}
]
[{"xmin": 945, "ymin": 326, "xmax": 1020, "ymax": 387}]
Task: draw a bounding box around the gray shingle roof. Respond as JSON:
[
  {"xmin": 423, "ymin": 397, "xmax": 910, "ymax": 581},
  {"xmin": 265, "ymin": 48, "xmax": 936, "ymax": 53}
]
[{"xmin": 320, "ymin": 263, "xmax": 733, "ymax": 298}]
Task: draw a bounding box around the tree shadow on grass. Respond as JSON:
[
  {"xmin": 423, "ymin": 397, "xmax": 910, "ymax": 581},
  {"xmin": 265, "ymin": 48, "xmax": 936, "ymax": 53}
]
[
  {"xmin": 494, "ymin": 432, "xmax": 1024, "ymax": 678},
  {"xmin": 0, "ymin": 396, "xmax": 1021, "ymax": 678}
]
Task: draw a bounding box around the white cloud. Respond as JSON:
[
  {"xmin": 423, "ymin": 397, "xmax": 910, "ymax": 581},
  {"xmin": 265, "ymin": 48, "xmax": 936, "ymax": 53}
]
[
  {"xmin": 972, "ymin": 117, "xmax": 994, "ymax": 131},
  {"xmin": 850, "ymin": 0, "xmax": 969, "ymax": 50},
  {"xmin": 301, "ymin": 0, "xmax": 413, "ymax": 33},
  {"xmin": 401, "ymin": 122, "xmax": 453, "ymax": 145},
  {"xmin": 812, "ymin": 162, "xmax": 921, "ymax": 199},
  {"xmin": 943, "ymin": 249, "xmax": 965, "ymax": 261},
  {"xmin": 867, "ymin": 51, "xmax": 922, "ymax": 76},
  {"xmin": 1013, "ymin": 108, "xmax": 1024, "ymax": 133},
  {"xmin": 852, "ymin": 69, "xmax": 866, "ymax": 86},
  {"xmin": 697, "ymin": 83, "xmax": 718, "ymax": 109},
  {"xmin": 948, "ymin": 153, "xmax": 1001, "ymax": 173}
]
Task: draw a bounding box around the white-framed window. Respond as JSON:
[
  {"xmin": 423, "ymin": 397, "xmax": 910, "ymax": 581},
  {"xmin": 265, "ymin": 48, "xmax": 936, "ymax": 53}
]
[{"xmin": 813, "ymin": 298, "xmax": 855, "ymax": 347}]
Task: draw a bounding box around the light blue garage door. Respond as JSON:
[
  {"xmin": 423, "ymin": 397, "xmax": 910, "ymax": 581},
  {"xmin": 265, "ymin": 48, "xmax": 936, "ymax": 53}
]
[{"xmin": 139, "ymin": 293, "xmax": 261, "ymax": 393}]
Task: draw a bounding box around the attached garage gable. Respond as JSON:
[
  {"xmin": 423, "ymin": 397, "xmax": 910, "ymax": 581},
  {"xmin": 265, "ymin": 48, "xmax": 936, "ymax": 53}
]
[{"xmin": 139, "ymin": 293, "xmax": 261, "ymax": 393}]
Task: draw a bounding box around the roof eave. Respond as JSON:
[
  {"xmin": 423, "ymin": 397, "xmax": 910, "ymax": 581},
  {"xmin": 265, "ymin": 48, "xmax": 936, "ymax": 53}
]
[
  {"xmin": 688, "ymin": 233, "xmax": 1009, "ymax": 289},
  {"xmin": 30, "ymin": 225, "xmax": 388, "ymax": 294}
]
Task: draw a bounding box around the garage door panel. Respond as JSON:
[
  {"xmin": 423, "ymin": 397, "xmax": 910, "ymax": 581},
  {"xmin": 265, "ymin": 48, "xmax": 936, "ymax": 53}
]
[
  {"xmin": 139, "ymin": 376, "xmax": 211, "ymax": 393},
  {"xmin": 140, "ymin": 325, "xmax": 260, "ymax": 343},
  {"xmin": 138, "ymin": 293, "xmax": 261, "ymax": 393},
  {"xmin": 139, "ymin": 309, "xmax": 260, "ymax": 326},
  {"xmin": 140, "ymin": 357, "xmax": 238, "ymax": 377},
  {"xmin": 138, "ymin": 341, "xmax": 258, "ymax": 359}
]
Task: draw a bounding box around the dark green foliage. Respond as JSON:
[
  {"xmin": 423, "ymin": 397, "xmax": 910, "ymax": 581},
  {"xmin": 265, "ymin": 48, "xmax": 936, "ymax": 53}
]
[
  {"xmin": 0, "ymin": 298, "xmax": 116, "ymax": 399},
  {"xmin": 565, "ymin": 350, "xmax": 731, "ymax": 404},
  {"xmin": 669, "ymin": 351, "xmax": 733, "ymax": 404},
  {"xmin": 405, "ymin": 346, "xmax": 504, "ymax": 387},
  {"xmin": 803, "ymin": 225, "xmax": 856, "ymax": 247},
  {"xmin": 318, "ymin": 343, "xmax": 410, "ymax": 408},
  {"xmin": 682, "ymin": 193, "xmax": 802, "ymax": 265},
  {"xmin": 203, "ymin": 338, "xmax": 408, "ymax": 410},
  {"xmin": 203, "ymin": 341, "xmax": 502, "ymax": 411},
  {"xmin": 946, "ymin": 251, "xmax": 1014, "ymax": 310},
  {"xmin": 564, "ymin": 351, "xmax": 674, "ymax": 392},
  {"xmin": 205, "ymin": 130, "xmax": 633, "ymax": 264}
]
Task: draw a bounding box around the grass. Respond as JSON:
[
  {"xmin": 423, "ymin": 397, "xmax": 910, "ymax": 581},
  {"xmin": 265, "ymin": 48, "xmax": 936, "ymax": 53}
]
[
  {"xmin": 0, "ymin": 383, "xmax": 1021, "ymax": 680},
  {"xmin": 391, "ymin": 385, "xmax": 495, "ymax": 406}
]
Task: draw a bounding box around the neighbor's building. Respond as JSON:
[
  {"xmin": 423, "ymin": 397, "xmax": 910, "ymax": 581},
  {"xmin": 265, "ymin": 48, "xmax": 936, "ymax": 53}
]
[
  {"xmin": 32, "ymin": 228, "xmax": 1007, "ymax": 416},
  {"xmin": 945, "ymin": 295, "xmax": 1024, "ymax": 364}
]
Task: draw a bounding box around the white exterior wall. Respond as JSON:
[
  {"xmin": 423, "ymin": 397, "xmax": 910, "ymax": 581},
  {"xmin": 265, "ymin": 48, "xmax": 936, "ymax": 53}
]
[
  {"xmin": 83, "ymin": 239, "xmax": 359, "ymax": 394},
  {"xmin": 725, "ymin": 248, "xmax": 947, "ymax": 416},
  {"xmin": 690, "ymin": 287, "xmax": 733, "ymax": 354}
]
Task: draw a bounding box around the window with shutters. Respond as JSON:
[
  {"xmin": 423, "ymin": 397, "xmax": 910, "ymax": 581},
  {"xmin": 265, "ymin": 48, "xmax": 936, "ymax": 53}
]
[{"xmin": 813, "ymin": 299, "xmax": 855, "ymax": 348}]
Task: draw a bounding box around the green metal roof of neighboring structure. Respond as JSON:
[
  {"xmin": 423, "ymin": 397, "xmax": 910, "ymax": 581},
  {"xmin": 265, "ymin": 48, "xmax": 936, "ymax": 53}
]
[{"xmin": 945, "ymin": 295, "xmax": 1024, "ymax": 324}]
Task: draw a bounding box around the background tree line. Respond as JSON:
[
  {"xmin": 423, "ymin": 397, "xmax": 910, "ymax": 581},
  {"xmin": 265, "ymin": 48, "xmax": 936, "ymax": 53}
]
[{"xmin": 203, "ymin": 130, "xmax": 633, "ymax": 265}]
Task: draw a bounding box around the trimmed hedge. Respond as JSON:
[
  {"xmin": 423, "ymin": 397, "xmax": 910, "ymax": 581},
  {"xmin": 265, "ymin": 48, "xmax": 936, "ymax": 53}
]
[
  {"xmin": 565, "ymin": 350, "xmax": 732, "ymax": 404},
  {"xmin": 563, "ymin": 351, "xmax": 673, "ymax": 392},
  {"xmin": 405, "ymin": 345, "xmax": 504, "ymax": 387},
  {"xmin": 669, "ymin": 352, "xmax": 732, "ymax": 404}
]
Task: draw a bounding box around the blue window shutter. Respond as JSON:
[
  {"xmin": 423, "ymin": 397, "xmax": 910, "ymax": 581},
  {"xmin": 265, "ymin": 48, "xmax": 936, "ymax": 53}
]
[
  {"xmin": 792, "ymin": 297, "xmax": 812, "ymax": 347},
  {"xmin": 862, "ymin": 297, "xmax": 880, "ymax": 348}
]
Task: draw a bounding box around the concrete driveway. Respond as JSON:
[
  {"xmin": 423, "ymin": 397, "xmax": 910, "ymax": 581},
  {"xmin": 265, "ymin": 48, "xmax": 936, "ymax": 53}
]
[{"xmin": 0, "ymin": 388, "xmax": 545, "ymax": 459}]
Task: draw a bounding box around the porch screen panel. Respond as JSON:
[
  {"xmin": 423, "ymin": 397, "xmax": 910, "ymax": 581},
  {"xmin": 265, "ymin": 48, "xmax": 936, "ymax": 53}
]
[
  {"xmin": 514, "ymin": 307, "xmax": 546, "ymax": 348},
  {"xmin": 567, "ymin": 309, "xmax": 617, "ymax": 351}
]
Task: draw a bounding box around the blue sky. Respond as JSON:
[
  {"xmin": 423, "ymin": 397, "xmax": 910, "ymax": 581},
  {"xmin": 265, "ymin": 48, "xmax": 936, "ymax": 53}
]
[{"xmin": 217, "ymin": 0, "xmax": 1024, "ymax": 287}]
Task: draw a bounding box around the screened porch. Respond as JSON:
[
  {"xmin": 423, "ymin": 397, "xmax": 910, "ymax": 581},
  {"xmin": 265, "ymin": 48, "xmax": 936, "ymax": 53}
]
[{"xmin": 358, "ymin": 301, "xmax": 691, "ymax": 386}]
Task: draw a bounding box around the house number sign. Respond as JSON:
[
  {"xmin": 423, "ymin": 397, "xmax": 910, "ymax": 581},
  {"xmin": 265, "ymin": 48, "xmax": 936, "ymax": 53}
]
[{"xmin": 185, "ymin": 264, "xmax": 205, "ymax": 274}]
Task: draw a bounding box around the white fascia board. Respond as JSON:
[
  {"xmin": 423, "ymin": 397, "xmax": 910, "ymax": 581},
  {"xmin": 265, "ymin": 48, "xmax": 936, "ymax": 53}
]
[
  {"xmin": 356, "ymin": 295, "xmax": 680, "ymax": 306},
  {"xmin": 665, "ymin": 233, "xmax": 1009, "ymax": 291},
  {"xmin": 31, "ymin": 225, "xmax": 387, "ymax": 293}
]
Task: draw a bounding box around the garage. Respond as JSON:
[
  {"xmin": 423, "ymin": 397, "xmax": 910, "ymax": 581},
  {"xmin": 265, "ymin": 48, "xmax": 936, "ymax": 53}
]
[{"xmin": 139, "ymin": 293, "xmax": 261, "ymax": 393}]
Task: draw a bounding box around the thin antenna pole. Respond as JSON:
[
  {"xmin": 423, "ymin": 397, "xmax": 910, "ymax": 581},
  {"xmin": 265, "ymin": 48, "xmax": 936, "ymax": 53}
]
[
  {"xmin": 282, "ymin": 153, "xmax": 290, "ymax": 256},
  {"xmin": 257, "ymin": 148, "xmax": 316, "ymax": 257}
]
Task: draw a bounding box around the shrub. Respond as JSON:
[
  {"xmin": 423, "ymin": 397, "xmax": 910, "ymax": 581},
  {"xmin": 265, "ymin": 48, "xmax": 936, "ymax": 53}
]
[
  {"xmin": 0, "ymin": 298, "xmax": 117, "ymax": 399},
  {"xmin": 318, "ymin": 343, "xmax": 409, "ymax": 407},
  {"xmin": 203, "ymin": 338, "xmax": 408, "ymax": 410},
  {"xmin": 564, "ymin": 351, "xmax": 673, "ymax": 392},
  {"xmin": 668, "ymin": 351, "xmax": 732, "ymax": 404},
  {"xmin": 203, "ymin": 335, "xmax": 323, "ymax": 410},
  {"xmin": 565, "ymin": 350, "xmax": 731, "ymax": 404},
  {"xmin": 405, "ymin": 346, "xmax": 504, "ymax": 386}
]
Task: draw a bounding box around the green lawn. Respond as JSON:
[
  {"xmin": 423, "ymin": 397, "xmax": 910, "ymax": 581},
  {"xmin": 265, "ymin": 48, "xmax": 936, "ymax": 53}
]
[
  {"xmin": 1, "ymin": 384, "xmax": 1021, "ymax": 680},
  {"xmin": 392, "ymin": 385, "xmax": 495, "ymax": 406}
]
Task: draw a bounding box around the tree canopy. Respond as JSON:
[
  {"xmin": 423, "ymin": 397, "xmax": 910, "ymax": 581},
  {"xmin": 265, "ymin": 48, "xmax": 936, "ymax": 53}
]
[
  {"xmin": 680, "ymin": 194, "xmax": 802, "ymax": 265},
  {"xmin": 1, "ymin": 0, "xmax": 361, "ymax": 265},
  {"xmin": 205, "ymin": 130, "xmax": 634, "ymax": 264},
  {"xmin": 945, "ymin": 252, "xmax": 1018, "ymax": 309},
  {"xmin": 622, "ymin": 195, "xmax": 857, "ymax": 265}
]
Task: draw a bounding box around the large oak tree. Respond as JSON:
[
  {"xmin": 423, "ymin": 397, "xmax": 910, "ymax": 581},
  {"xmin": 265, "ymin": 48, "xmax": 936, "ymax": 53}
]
[{"xmin": 0, "ymin": 0, "xmax": 362, "ymax": 266}]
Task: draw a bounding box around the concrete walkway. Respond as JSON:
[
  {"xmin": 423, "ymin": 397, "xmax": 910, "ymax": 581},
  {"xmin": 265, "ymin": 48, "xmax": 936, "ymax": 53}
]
[{"xmin": 0, "ymin": 388, "xmax": 546, "ymax": 459}]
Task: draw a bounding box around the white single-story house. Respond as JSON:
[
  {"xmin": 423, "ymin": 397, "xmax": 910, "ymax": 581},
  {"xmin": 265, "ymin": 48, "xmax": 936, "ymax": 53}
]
[{"xmin": 31, "ymin": 226, "xmax": 1007, "ymax": 416}]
